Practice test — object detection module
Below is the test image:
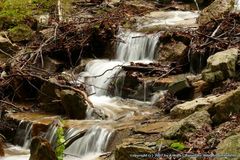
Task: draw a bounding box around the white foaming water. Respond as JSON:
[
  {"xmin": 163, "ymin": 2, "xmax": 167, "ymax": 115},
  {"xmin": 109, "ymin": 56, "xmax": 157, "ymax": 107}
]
[
  {"xmin": 136, "ymin": 11, "xmax": 199, "ymax": 30},
  {"xmin": 235, "ymin": 0, "xmax": 240, "ymax": 11},
  {"xmin": 116, "ymin": 29, "xmax": 160, "ymax": 61},
  {"xmin": 2, "ymin": 144, "xmax": 30, "ymax": 160},
  {"xmin": 76, "ymin": 60, "xmax": 123, "ymax": 96},
  {"xmin": 64, "ymin": 126, "xmax": 113, "ymax": 158},
  {"xmin": 1, "ymin": 155, "xmax": 30, "ymax": 160},
  {"xmin": 86, "ymin": 95, "xmax": 138, "ymax": 119}
]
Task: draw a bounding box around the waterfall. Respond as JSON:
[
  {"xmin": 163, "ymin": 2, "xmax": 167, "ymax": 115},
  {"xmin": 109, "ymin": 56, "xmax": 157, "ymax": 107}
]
[
  {"xmin": 76, "ymin": 60, "xmax": 123, "ymax": 96},
  {"xmin": 76, "ymin": 29, "xmax": 160, "ymax": 97},
  {"xmin": 6, "ymin": 29, "xmax": 160, "ymax": 160},
  {"xmin": 116, "ymin": 29, "xmax": 160, "ymax": 61},
  {"xmin": 44, "ymin": 122, "xmax": 59, "ymax": 146},
  {"xmin": 14, "ymin": 121, "xmax": 33, "ymax": 149},
  {"xmin": 64, "ymin": 126, "xmax": 113, "ymax": 158}
]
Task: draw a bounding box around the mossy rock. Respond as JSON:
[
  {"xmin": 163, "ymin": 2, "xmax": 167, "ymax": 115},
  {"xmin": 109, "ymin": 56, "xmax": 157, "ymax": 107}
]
[
  {"xmin": 8, "ymin": 24, "xmax": 33, "ymax": 42},
  {"xmin": 216, "ymin": 134, "xmax": 240, "ymax": 160}
]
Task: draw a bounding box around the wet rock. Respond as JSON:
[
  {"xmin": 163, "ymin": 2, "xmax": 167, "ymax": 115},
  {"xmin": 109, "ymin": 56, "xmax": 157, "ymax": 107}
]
[
  {"xmin": 58, "ymin": 89, "xmax": 88, "ymax": 119},
  {"xmin": 208, "ymin": 87, "xmax": 240, "ymax": 124},
  {"xmin": 39, "ymin": 78, "xmax": 89, "ymax": 119},
  {"xmin": 152, "ymin": 74, "xmax": 193, "ymax": 100},
  {"xmin": 202, "ymin": 48, "xmax": 238, "ymax": 83},
  {"xmin": 157, "ymin": 41, "xmax": 187, "ymax": 63},
  {"xmin": 73, "ymin": 58, "xmax": 94, "ymax": 74},
  {"xmin": 216, "ymin": 134, "xmax": 240, "ymax": 160},
  {"xmin": 29, "ymin": 137, "xmax": 57, "ymax": 160},
  {"xmin": 115, "ymin": 143, "xmax": 154, "ymax": 160},
  {"xmin": 170, "ymin": 95, "xmax": 218, "ymax": 119},
  {"xmin": 39, "ymin": 78, "xmax": 65, "ymax": 114},
  {"xmin": 197, "ymin": 0, "xmax": 235, "ymax": 25},
  {"xmin": 8, "ymin": 24, "xmax": 33, "ymax": 42},
  {"xmin": 152, "ymin": 74, "xmax": 192, "ymax": 97},
  {"xmin": 164, "ymin": 110, "xmax": 212, "ymax": 139},
  {"xmin": 32, "ymin": 123, "xmax": 49, "ymax": 137}
]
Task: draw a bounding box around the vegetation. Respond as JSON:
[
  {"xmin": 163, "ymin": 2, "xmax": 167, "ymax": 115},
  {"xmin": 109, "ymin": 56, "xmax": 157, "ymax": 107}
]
[
  {"xmin": 8, "ymin": 24, "xmax": 33, "ymax": 42},
  {"xmin": 55, "ymin": 126, "xmax": 65, "ymax": 160},
  {"xmin": 0, "ymin": 0, "xmax": 56, "ymax": 30},
  {"xmin": 170, "ymin": 142, "xmax": 185, "ymax": 151}
]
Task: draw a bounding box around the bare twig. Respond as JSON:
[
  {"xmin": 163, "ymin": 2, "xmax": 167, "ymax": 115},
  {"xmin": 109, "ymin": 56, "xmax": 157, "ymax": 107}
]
[{"xmin": 0, "ymin": 100, "xmax": 22, "ymax": 112}]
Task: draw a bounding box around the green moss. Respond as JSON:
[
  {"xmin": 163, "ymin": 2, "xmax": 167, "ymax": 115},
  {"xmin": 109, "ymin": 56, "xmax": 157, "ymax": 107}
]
[
  {"xmin": 0, "ymin": 0, "xmax": 57, "ymax": 30},
  {"xmin": 8, "ymin": 24, "xmax": 33, "ymax": 42},
  {"xmin": 0, "ymin": 0, "xmax": 34, "ymax": 28}
]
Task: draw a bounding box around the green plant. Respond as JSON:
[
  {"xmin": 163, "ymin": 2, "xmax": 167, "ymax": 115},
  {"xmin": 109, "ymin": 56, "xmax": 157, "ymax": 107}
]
[
  {"xmin": 170, "ymin": 142, "xmax": 185, "ymax": 151},
  {"xmin": 55, "ymin": 126, "xmax": 65, "ymax": 160}
]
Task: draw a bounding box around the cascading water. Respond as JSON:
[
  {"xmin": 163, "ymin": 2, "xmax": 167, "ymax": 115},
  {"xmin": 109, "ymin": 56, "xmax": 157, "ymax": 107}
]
[
  {"xmin": 76, "ymin": 60, "xmax": 123, "ymax": 96},
  {"xmin": 44, "ymin": 121, "xmax": 59, "ymax": 146},
  {"xmin": 61, "ymin": 29, "xmax": 161, "ymax": 158},
  {"xmin": 64, "ymin": 126, "xmax": 113, "ymax": 158},
  {"xmin": 13, "ymin": 121, "xmax": 33, "ymax": 149},
  {"xmin": 3, "ymin": 29, "xmax": 160, "ymax": 160},
  {"xmin": 116, "ymin": 29, "xmax": 160, "ymax": 61}
]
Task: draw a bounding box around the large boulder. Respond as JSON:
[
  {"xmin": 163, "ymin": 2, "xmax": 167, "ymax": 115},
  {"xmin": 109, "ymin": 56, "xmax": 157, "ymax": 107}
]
[
  {"xmin": 216, "ymin": 134, "xmax": 240, "ymax": 160},
  {"xmin": 39, "ymin": 78, "xmax": 90, "ymax": 119},
  {"xmin": 208, "ymin": 87, "xmax": 240, "ymax": 124},
  {"xmin": 170, "ymin": 95, "xmax": 218, "ymax": 119},
  {"xmin": 202, "ymin": 48, "xmax": 238, "ymax": 83},
  {"xmin": 170, "ymin": 86, "xmax": 240, "ymax": 124},
  {"xmin": 115, "ymin": 143, "xmax": 155, "ymax": 160},
  {"xmin": 29, "ymin": 137, "xmax": 57, "ymax": 160},
  {"xmin": 164, "ymin": 110, "xmax": 212, "ymax": 140},
  {"xmin": 58, "ymin": 89, "xmax": 88, "ymax": 119},
  {"xmin": 197, "ymin": 0, "xmax": 235, "ymax": 25},
  {"xmin": 157, "ymin": 41, "xmax": 187, "ymax": 63},
  {"xmin": 39, "ymin": 78, "xmax": 65, "ymax": 114}
]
